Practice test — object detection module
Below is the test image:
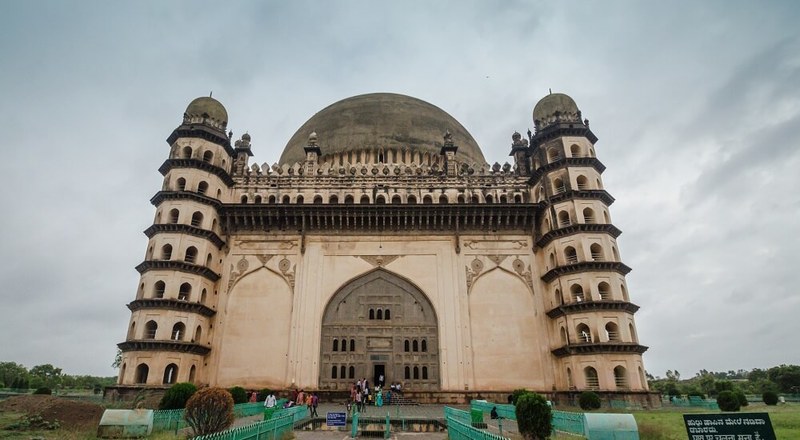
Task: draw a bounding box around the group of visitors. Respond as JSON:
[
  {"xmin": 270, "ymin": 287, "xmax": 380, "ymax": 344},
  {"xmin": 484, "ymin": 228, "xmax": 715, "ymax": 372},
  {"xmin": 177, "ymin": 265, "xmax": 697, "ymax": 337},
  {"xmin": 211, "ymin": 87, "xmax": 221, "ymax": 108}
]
[
  {"xmin": 346, "ymin": 378, "xmax": 404, "ymax": 414},
  {"xmin": 290, "ymin": 389, "xmax": 319, "ymax": 417}
]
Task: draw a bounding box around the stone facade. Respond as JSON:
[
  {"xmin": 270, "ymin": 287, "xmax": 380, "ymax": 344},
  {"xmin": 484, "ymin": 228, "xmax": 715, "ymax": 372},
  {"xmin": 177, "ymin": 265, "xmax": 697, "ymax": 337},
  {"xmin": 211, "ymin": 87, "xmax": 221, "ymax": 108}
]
[{"xmin": 110, "ymin": 92, "xmax": 651, "ymax": 403}]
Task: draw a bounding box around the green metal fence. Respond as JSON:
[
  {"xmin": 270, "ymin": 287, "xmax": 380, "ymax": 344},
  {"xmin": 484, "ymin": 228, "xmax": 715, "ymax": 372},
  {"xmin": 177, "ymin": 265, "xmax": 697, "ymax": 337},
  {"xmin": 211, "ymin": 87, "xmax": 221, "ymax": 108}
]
[
  {"xmin": 269, "ymin": 404, "xmax": 308, "ymax": 424},
  {"xmin": 470, "ymin": 400, "xmax": 517, "ymax": 421},
  {"xmin": 446, "ymin": 417, "xmax": 510, "ymax": 440},
  {"xmin": 152, "ymin": 408, "xmax": 187, "ymax": 432},
  {"xmin": 551, "ymin": 410, "xmax": 584, "ymax": 435},
  {"xmin": 444, "ymin": 407, "xmax": 473, "ymax": 424},
  {"xmin": 193, "ymin": 414, "xmax": 294, "ymax": 440}
]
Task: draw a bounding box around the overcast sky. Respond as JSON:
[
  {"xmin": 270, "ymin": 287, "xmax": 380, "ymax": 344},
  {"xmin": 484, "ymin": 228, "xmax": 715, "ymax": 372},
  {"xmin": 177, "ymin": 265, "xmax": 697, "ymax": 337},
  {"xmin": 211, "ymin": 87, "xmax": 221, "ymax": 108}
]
[{"xmin": 1, "ymin": 1, "xmax": 798, "ymax": 379}]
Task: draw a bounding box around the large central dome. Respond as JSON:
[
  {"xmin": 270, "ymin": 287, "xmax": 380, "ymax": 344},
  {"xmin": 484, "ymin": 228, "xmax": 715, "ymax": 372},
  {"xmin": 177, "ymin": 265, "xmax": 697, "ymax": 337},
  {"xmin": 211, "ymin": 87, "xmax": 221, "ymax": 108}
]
[{"xmin": 280, "ymin": 93, "xmax": 486, "ymax": 165}]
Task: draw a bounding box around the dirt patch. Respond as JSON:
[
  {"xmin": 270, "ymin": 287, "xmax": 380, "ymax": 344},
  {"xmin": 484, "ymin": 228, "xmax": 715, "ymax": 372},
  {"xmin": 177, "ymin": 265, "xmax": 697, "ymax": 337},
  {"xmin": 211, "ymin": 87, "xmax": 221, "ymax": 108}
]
[{"xmin": 0, "ymin": 395, "xmax": 104, "ymax": 429}]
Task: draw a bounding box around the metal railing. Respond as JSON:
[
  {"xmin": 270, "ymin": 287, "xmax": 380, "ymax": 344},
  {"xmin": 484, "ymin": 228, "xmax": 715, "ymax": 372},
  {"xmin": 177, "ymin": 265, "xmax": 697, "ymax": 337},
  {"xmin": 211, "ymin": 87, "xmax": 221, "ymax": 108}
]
[
  {"xmin": 470, "ymin": 400, "xmax": 517, "ymax": 420},
  {"xmin": 446, "ymin": 417, "xmax": 509, "ymax": 440},
  {"xmin": 193, "ymin": 414, "xmax": 293, "ymax": 440}
]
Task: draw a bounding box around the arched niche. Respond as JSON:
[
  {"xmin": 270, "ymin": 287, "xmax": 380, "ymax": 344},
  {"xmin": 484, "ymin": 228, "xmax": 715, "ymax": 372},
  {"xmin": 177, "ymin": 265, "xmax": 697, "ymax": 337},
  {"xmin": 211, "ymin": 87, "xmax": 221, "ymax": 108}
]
[{"xmin": 319, "ymin": 269, "xmax": 439, "ymax": 391}]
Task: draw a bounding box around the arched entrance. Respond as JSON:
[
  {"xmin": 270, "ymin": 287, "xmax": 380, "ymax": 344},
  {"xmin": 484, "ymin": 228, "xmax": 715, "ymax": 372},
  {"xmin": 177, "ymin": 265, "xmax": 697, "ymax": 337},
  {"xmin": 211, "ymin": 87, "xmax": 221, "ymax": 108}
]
[{"xmin": 319, "ymin": 269, "xmax": 439, "ymax": 391}]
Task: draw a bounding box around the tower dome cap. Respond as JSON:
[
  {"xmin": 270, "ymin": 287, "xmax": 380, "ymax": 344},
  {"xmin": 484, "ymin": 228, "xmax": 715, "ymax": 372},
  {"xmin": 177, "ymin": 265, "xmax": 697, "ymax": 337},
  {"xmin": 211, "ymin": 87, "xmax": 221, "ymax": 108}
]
[{"xmin": 185, "ymin": 96, "xmax": 228, "ymax": 125}]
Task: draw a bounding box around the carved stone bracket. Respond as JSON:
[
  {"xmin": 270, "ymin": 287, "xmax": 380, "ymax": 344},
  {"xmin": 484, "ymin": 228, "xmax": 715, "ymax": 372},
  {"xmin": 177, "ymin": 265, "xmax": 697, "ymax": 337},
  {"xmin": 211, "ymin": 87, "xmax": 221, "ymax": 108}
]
[{"xmin": 465, "ymin": 255, "xmax": 534, "ymax": 295}]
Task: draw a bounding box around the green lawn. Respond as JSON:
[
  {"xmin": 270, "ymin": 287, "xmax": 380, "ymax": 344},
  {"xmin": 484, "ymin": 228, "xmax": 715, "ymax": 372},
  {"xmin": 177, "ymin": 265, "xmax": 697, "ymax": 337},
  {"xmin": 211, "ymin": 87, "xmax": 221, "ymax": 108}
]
[{"xmin": 631, "ymin": 403, "xmax": 800, "ymax": 440}]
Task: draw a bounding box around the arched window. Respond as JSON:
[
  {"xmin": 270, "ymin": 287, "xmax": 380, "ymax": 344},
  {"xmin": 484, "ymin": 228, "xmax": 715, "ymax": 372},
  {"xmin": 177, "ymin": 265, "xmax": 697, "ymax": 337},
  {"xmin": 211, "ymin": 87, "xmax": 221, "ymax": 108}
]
[
  {"xmin": 549, "ymin": 253, "xmax": 556, "ymax": 269},
  {"xmin": 605, "ymin": 322, "xmax": 620, "ymax": 341},
  {"xmin": 332, "ymin": 366, "xmax": 337, "ymax": 379},
  {"xmin": 457, "ymin": 194, "xmax": 466, "ymax": 204},
  {"xmin": 485, "ymin": 194, "xmax": 494, "ymax": 203},
  {"xmin": 349, "ymin": 366, "xmax": 355, "ymax": 379},
  {"xmin": 570, "ymin": 144, "xmax": 582, "ymax": 157},
  {"xmin": 194, "ymin": 325, "xmax": 202, "ymax": 342},
  {"xmin": 422, "ymin": 366, "xmax": 428, "ymax": 380},
  {"xmin": 189, "ymin": 365, "xmax": 196, "ymax": 382},
  {"xmin": 241, "ymin": 195, "xmax": 248, "ymax": 204},
  {"xmin": 629, "ymin": 323, "xmax": 637, "ymax": 343},
  {"xmin": 413, "ymin": 366, "xmax": 419, "ymax": 379},
  {"xmin": 197, "ymin": 181, "xmax": 208, "ymax": 195},
  {"xmin": 369, "ymin": 309, "xmax": 375, "ymax": 320},
  {"xmin": 171, "ymin": 322, "xmax": 185, "ymax": 341},
  {"xmin": 576, "ymin": 323, "xmax": 592, "ymax": 343},
  {"xmin": 333, "ymin": 339, "xmax": 339, "ymax": 352},
  {"xmin": 268, "ymin": 195, "xmax": 277, "ymax": 204},
  {"xmin": 639, "ymin": 367, "xmax": 646, "ymax": 390},
  {"xmin": 612, "ymin": 246, "xmax": 620, "ymax": 261},
  {"xmin": 560, "ymin": 327, "xmax": 567, "ymax": 344},
  {"xmin": 537, "ymin": 187, "xmax": 545, "ymax": 202},
  {"xmin": 177, "ymin": 177, "xmax": 186, "ymax": 191},
  {"xmin": 603, "ymin": 210, "xmax": 610, "ymax": 224},
  {"xmin": 558, "ymin": 211, "xmax": 571, "ymax": 227},
  {"xmin": 471, "ymin": 194, "xmax": 480, "ymax": 203},
  {"xmin": 145, "ymin": 321, "xmax": 157, "ymax": 339},
  {"xmin": 254, "ymin": 195, "xmax": 262, "ymax": 204},
  {"xmin": 584, "ymin": 367, "xmax": 599, "ymax": 389},
  {"xmin": 499, "ymin": 194, "xmax": 508, "ymax": 203},
  {"xmin": 376, "ymin": 195, "xmax": 386, "ymax": 204},
  {"xmin": 376, "ymin": 309, "xmax": 383, "ymax": 320},
  {"xmin": 350, "ymin": 339, "xmax": 356, "ymax": 351},
  {"xmin": 412, "ymin": 340, "xmax": 419, "ymax": 352},
  {"xmin": 547, "ymin": 148, "xmax": 561, "ymax": 163},
  {"xmin": 184, "ymin": 246, "xmax": 198, "ymax": 264},
  {"xmin": 200, "ymin": 288, "xmax": 207, "ymax": 304},
  {"xmin": 576, "ymin": 175, "xmax": 589, "ymax": 191},
  {"xmin": 169, "ymin": 209, "xmax": 179, "ymax": 224},
  {"xmin": 439, "ymin": 194, "xmax": 448, "ymax": 204},
  {"xmin": 421, "ymin": 339, "xmax": 427, "ymax": 352},
  {"xmin": 621, "ymin": 284, "xmax": 629, "ymax": 301},
  {"xmin": 404, "ymin": 366, "xmax": 410, "ymax": 380},
  {"xmin": 564, "ymin": 246, "xmax": 578, "ymax": 264},
  {"xmin": 344, "ymin": 195, "xmax": 354, "ymax": 204},
  {"xmin": 407, "ymin": 195, "xmax": 417, "ymax": 204},
  {"xmin": 423, "ymin": 195, "xmax": 433, "ymax": 204},
  {"xmin": 191, "ymin": 212, "xmax": 203, "ymax": 228},
  {"xmin": 128, "ymin": 321, "xmax": 136, "ymax": 339},
  {"xmin": 181, "ymin": 146, "xmax": 192, "ymax": 159},
  {"xmin": 340, "ymin": 366, "xmax": 346, "ymax": 379},
  {"xmin": 161, "ymin": 244, "xmax": 173, "ymax": 260},
  {"xmin": 590, "ymin": 244, "xmax": 604, "ymax": 261},
  {"xmin": 567, "ymin": 367, "xmax": 574, "ymax": 389},
  {"xmin": 553, "ymin": 178, "xmax": 565, "ymax": 194},
  {"xmin": 296, "ymin": 195, "xmax": 304, "ymax": 204},
  {"xmin": 384, "ymin": 309, "xmax": 390, "ymax": 320},
  {"xmin": 119, "ymin": 363, "xmax": 126, "ymax": 384},
  {"xmin": 598, "ymin": 282, "xmax": 611, "ymax": 300},
  {"xmin": 391, "ymin": 195, "xmax": 402, "ymax": 204},
  {"xmin": 571, "ymin": 284, "xmax": 585, "ymax": 302},
  {"xmin": 154, "ymin": 281, "xmax": 166, "ymax": 298},
  {"xmin": 404, "ymin": 340, "xmax": 410, "ymax": 352},
  {"xmin": 360, "ymin": 195, "xmax": 370, "ymax": 204},
  {"xmin": 216, "ymin": 189, "xmax": 221, "ymax": 198},
  {"xmin": 313, "ymin": 195, "xmax": 323, "ymax": 204},
  {"xmin": 178, "ymin": 283, "xmax": 191, "ymax": 301},
  {"xmin": 135, "ymin": 363, "xmax": 149, "ymax": 384},
  {"xmin": 514, "ymin": 194, "xmax": 523, "ymax": 203},
  {"xmin": 202, "ymin": 150, "xmax": 213, "ymax": 163},
  {"xmin": 205, "ymin": 253, "xmax": 212, "ymax": 266},
  {"xmin": 596, "ymin": 178, "xmax": 603, "ymax": 189},
  {"xmin": 583, "ymin": 208, "xmax": 595, "ymax": 223},
  {"xmin": 614, "ymin": 366, "xmax": 629, "ymax": 389},
  {"xmin": 328, "ymin": 194, "xmax": 339, "ymax": 204},
  {"xmin": 554, "ymin": 289, "xmax": 562, "ymax": 306}
]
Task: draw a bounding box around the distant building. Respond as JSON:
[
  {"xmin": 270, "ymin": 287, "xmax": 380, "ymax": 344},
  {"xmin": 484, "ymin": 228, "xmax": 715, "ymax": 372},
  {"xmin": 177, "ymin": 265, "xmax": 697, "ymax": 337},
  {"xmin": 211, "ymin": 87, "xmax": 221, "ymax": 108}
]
[{"xmin": 108, "ymin": 92, "xmax": 654, "ymax": 405}]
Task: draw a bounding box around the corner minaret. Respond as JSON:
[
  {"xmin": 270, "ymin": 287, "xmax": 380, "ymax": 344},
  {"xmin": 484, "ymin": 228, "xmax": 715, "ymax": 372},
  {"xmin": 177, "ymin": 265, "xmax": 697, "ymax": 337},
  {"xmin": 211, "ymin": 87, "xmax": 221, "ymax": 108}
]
[
  {"xmin": 529, "ymin": 92, "xmax": 649, "ymax": 393},
  {"xmin": 116, "ymin": 96, "xmax": 233, "ymax": 391}
]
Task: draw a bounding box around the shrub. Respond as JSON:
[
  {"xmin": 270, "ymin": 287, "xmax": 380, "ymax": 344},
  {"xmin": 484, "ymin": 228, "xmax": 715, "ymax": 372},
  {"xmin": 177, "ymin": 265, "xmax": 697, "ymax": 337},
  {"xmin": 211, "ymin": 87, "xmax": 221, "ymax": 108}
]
[
  {"xmin": 717, "ymin": 390, "xmax": 740, "ymax": 412},
  {"xmin": 511, "ymin": 388, "xmax": 530, "ymax": 405},
  {"xmin": 228, "ymin": 386, "xmax": 248, "ymax": 404},
  {"xmin": 762, "ymin": 391, "xmax": 778, "ymax": 405},
  {"xmin": 579, "ymin": 391, "xmax": 601, "ymax": 410},
  {"xmin": 184, "ymin": 387, "xmax": 235, "ymax": 436},
  {"xmin": 258, "ymin": 389, "xmax": 272, "ymax": 402},
  {"xmin": 515, "ymin": 392, "xmax": 552, "ymax": 440},
  {"xmin": 33, "ymin": 387, "xmax": 52, "ymax": 395},
  {"xmin": 159, "ymin": 382, "xmax": 198, "ymax": 410},
  {"xmin": 733, "ymin": 390, "xmax": 748, "ymax": 407}
]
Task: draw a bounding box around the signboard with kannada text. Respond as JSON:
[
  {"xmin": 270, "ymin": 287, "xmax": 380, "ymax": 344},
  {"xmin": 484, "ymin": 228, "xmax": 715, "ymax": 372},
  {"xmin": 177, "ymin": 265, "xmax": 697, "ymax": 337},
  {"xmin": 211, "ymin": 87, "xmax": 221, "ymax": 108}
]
[
  {"xmin": 683, "ymin": 413, "xmax": 775, "ymax": 440},
  {"xmin": 327, "ymin": 411, "xmax": 347, "ymax": 427}
]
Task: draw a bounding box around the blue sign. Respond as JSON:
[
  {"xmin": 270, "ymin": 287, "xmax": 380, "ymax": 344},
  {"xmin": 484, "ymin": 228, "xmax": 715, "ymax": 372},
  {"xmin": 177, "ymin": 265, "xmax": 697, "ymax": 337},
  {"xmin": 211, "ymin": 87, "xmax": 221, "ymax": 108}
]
[{"xmin": 327, "ymin": 412, "xmax": 347, "ymax": 427}]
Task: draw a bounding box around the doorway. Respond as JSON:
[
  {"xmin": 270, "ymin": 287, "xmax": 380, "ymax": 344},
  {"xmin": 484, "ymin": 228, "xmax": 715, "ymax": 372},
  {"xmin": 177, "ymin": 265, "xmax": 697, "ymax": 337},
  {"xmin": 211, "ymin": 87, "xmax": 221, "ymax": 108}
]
[{"xmin": 373, "ymin": 364, "xmax": 385, "ymax": 388}]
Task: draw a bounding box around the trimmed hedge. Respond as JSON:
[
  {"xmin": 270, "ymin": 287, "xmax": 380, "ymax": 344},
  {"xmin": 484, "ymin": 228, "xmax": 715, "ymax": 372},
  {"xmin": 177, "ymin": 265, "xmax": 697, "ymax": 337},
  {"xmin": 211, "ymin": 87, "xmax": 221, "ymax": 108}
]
[{"xmin": 579, "ymin": 391, "xmax": 601, "ymax": 410}]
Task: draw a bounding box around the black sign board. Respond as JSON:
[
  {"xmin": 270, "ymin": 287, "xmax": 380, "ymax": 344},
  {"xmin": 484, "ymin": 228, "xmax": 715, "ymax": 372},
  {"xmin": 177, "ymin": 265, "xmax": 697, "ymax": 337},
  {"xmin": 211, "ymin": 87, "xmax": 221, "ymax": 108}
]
[
  {"xmin": 683, "ymin": 413, "xmax": 776, "ymax": 440},
  {"xmin": 326, "ymin": 411, "xmax": 347, "ymax": 427}
]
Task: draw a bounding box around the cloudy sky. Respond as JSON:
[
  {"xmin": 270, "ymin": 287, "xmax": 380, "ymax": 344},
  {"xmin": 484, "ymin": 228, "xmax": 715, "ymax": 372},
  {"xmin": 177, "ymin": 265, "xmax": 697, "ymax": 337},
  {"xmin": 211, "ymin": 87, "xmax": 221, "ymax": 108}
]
[{"xmin": 1, "ymin": 1, "xmax": 798, "ymax": 379}]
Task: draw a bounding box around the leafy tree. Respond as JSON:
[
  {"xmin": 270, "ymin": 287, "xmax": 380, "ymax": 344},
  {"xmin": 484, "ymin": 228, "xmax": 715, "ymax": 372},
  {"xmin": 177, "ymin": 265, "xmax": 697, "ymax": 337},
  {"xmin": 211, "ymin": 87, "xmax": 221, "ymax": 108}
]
[
  {"xmin": 767, "ymin": 365, "xmax": 800, "ymax": 393},
  {"xmin": 715, "ymin": 380, "xmax": 733, "ymax": 394},
  {"xmin": 579, "ymin": 391, "xmax": 601, "ymax": 410},
  {"xmin": 0, "ymin": 362, "xmax": 29, "ymax": 389},
  {"xmin": 515, "ymin": 392, "xmax": 552, "ymax": 440},
  {"xmin": 184, "ymin": 387, "xmax": 234, "ymax": 436},
  {"xmin": 762, "ymin": 391, "xmax": 778, "ymax": 406},
  {"xmin": 28, "ymin": 364, "xmax": 62, "ymax": 389},
  {"xmin": 684, "ymin": 386, "xmax": 705, "ymax": 399},
  {"xmin": 511, "ymin": 388, "xmax": 530, "ymax": 405},
  {"xmin": 666, "ymin": 370, "xmax": 681, "ymax": 381},
  {"xmin": 717, "ymin": 390, "xmax": 740, "ymax": 412},
  {"xmin": 159, "ymin": 382, "xmax": 198, "ymax": 409},
  {"xmin": 112, "ymin": 349, "xmax": 122, "ymax": 369}
]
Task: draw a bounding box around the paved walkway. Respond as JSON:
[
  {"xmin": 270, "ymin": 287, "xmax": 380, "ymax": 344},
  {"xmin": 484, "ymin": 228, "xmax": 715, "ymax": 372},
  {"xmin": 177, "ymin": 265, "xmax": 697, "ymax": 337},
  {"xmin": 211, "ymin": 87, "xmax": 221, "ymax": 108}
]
[{"xmin": 232, "ymin": 403, "xmax": 520, "ymax": 438}]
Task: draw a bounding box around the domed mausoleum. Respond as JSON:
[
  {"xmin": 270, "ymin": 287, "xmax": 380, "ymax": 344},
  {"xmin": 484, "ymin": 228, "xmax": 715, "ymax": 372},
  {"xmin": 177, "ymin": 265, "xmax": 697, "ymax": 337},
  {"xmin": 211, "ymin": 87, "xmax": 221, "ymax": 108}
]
[{"xmin": 108, "ymin": 92, "xmax": 656, "ymax": 406}]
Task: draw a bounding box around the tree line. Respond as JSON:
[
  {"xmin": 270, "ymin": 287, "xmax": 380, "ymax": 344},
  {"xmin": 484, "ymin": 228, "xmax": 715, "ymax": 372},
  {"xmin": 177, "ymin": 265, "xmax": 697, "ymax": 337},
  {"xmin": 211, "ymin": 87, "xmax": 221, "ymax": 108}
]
[
  {"xmin": 648, "ymin": 364, "xmax": 800, "ymax": 398},
  {"xmin": 0, "ymin": 361, "xmax": 116, "ymax": 392}
]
